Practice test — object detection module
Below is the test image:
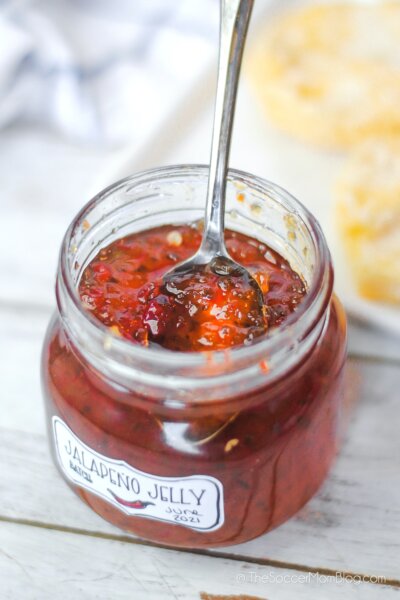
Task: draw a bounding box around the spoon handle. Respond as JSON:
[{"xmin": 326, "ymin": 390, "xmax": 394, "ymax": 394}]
[{"xmin": 201, "ymin": 0, "xmax": 254, "ymax": 258}]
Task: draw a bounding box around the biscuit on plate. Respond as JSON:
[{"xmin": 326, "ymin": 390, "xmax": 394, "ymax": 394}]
[
  {"xmin": 248, "ymin": 3, "xmax": 400, "ymax": 148},
  {"xmin": 335, "ymin": 138, "xmax": 400, "ymax": 304}
]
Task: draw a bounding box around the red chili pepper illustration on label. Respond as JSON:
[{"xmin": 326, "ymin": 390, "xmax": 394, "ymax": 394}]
[{"xmin": 107, "ymin": 489, "xmax": 155, "ymax": 509}]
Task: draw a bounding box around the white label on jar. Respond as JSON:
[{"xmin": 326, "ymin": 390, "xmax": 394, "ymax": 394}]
[{"xmin": 52, "ymin": 417, "xmax": 224, "ymax": 532}]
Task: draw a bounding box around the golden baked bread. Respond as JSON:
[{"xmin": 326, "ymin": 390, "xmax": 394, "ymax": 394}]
[
  {"xmin": 248, "ymin": 3, "xmax": 400, "ymax": 148},
  {"xmin": 335, "ymin": 138, "xmax": 400, "ymax": 303}
]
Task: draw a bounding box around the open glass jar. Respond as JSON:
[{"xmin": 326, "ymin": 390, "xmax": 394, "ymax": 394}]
[{"xmin": 42, "ymin": 165, "xmax": 347, "ymax": 548}]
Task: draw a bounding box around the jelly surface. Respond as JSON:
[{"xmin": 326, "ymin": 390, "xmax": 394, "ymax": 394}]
[{"xmin": 79, "ymin": 224, "xmax": 306, "ymax": 351}]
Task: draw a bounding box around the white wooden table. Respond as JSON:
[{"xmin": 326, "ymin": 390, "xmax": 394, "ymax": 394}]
[{"xmin": 1, "ymin": 117, "xmax": 400, "ymax": 599}]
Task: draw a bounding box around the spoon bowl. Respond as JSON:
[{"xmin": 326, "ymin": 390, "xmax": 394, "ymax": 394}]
[{"xmin": 163, "ymin": 254, "xmax": 265, "ymax": 310}]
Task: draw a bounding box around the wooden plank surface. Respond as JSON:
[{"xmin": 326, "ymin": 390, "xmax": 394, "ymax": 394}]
[
  {"xmin": 1, "ymin": 356, "xmax": 399, "ymax": 582},
  {"xmin": 1, "ymin": 521, "xmax": 397, "ymax": 600}
]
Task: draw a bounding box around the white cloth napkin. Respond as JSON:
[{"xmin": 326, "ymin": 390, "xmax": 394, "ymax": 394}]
[{"xmin": 0, "ymin": 0, "xmax": 218, "ymax": 143}]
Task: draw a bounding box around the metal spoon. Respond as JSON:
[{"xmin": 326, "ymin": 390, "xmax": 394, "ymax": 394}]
[{"xmin": 163, "ymin": 0, "xmax": 263, "ymax": 306}]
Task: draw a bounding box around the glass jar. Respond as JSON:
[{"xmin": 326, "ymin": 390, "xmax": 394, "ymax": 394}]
[{"xmin": 42, "ymin": 165, "xmax": 347, "ymax": 548}]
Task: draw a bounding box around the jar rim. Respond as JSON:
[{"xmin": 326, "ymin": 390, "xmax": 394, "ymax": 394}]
[{"xmin": 58, "ymin": 164, "xmax": 333, "ymax": 384}]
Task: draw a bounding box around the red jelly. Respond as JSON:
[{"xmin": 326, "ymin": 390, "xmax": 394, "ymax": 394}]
[
  {"xmin": 42, "ymin": 166, "xmax": 347, "ymax": 548},
  {"xmin": 78, "ymin": 225, "xmax": 306, "ymax": 351}
]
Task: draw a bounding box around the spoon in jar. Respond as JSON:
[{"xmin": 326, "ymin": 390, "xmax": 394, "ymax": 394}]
[{"xmin": 162, "ymin": 0, "xmax": 266, "ymax": 342}]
